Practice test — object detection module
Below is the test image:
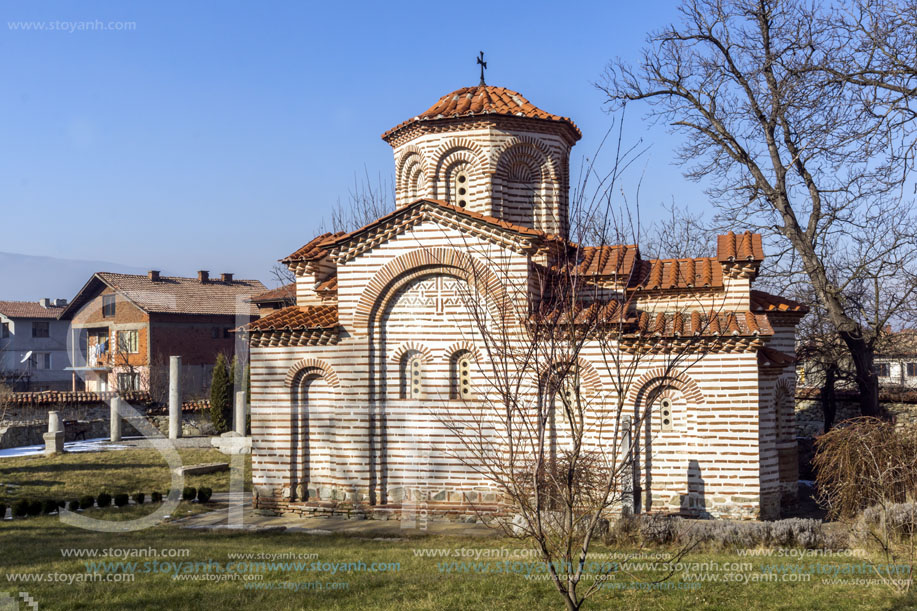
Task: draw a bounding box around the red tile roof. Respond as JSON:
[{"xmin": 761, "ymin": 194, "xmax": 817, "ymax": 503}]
[
  {"xmin": 0, "ymin": 301, "xmax": 66, "ymax": 319},
  {"xmin": 631, "ymin": 309, "xmax": 773, "ymax": 337},
  {"xmin": 250, "ymin": 283, "xmax": 295, "ymax": 304},
  {"xmin": 315, "ymin": 277, "xmax": 338, "ymax": 293},
  {"xmin": 60, "ymin": 273, "xmax": 266, "ymax": 318},
  {"xmin": 282, "ymin": 232, "xmax": 348, "ymax": 264},
  {"xmin": 758, "ymin": 346, "xmax": 796, "ymax": 368},
  {"xmin": 750, "ymin": 290, "xmax": 809, "ymax": 314},
  {"xmin": 575, "ymin": 245, "xmax": 640, "ymax": 277},
  {"xmin": 634, "ymin": 258, "xmax": 723, "ymax": 290},
  {"xmin": 283, "ymin": 199, "xmax": 563, "ymax": 269},
  {"xmin": 382, "ymin": 85, "xmax": 582, "ymax": 141},
  {"xmin": 247, "ymin": 305, "xmax": 338, "ymax": 332},
  {"xmin": 717, "ymin": 231, "xmax": 765, "ymax": 262}
]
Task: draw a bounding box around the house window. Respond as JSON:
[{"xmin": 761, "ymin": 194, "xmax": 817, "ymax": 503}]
[
  {"xmin": 401, "ymin": 353, "xmax": 423, "ymax": 399},
  {"xmin": 877, "ymin": 363, "xmax": 891, "ymax": 377},
  {"xmin": 453, "ymin": 171, "xmax": 469, "ymax": 208},
  {"xmin": 451, "ymin": 351, "xmax": 473, "ymax": 399},
  {"xmin": 907, "ymin": 363, "xmax": 917, "ymax": 377},
  {"xmin": 117, "ymin": 372, "xmax": 139, "ymax": 391},
  {"xmin": 223, "ymin": 327, "xmax": 232, "ymax": 339},
  {"xmin": 117, "ymin": 330, "xmax": 139, "ymax": 354},
  {"xmin": 1, "ymin": 322, "xmax": 9, "ymax": 338},
  {"xmin": 32, "ymin": 353, "xmax": 51, "ymax": 369},
  {"xmin": 102, "ymin": 295, "xmax": 116, "ymax": 318},
  {"xmin": 32, "ymin": 321, "xmax": 49, "ymax": 338}
]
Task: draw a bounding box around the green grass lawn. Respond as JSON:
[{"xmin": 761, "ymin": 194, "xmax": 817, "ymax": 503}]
[
  {"xmin": 0, "ymin": 508, "xmax": 912, "ymax": 611},
  {"xmin": 0, "ymin": 450, "xmax": 913, "ymax": 610},
  {"xmin": 0, "ymin": 449, "xmax": 251, "ymax": 504}
]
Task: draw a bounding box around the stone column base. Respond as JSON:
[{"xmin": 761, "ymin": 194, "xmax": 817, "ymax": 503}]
[{"xmin": 43, "ymin": 431, "xmax": 64, "ymax": 456}]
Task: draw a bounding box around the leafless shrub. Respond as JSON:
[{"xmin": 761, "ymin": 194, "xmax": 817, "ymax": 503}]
[{"xmin": 814, "ymin": 418, "xmax": 917, "ymax": 520}]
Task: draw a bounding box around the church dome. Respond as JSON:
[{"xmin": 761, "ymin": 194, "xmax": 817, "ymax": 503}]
[{"xmin": 382, "ymin": 85, "xmax": 581, "ymax": 142}]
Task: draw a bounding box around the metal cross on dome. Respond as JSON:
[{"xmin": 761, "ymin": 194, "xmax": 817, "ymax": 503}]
[{"xmin": 477, "ymin": 51, "xmax": 487, "ymax": 86}]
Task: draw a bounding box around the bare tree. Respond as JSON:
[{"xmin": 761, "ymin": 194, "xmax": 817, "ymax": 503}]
[
  {"xmin": 420, "ymin": 127, "xmax": 727, "ymax": 610},
  {"xmin": 600, "ymin": 0, "xmax": 917, "ymax": 417}
]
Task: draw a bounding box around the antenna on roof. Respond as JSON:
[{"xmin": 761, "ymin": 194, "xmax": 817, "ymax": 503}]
[{"xmin": 476, "ymin": 51, "xmax": 487, "ymax": 86}]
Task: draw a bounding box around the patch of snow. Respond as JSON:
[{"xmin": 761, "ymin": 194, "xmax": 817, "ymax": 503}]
[{"xmin": 0, "ymin": 438, "xmax": 129, "ymax": 459}]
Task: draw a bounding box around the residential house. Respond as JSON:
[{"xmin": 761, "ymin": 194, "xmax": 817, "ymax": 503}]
[
  {"xmin": 249, "ymin": 284, "xmax": 296, "ymax": 317},
  {"xmin": 0, "ymin": 299, "xmax": 70, "ymax": 391},
  {"xmin": 59, "ymin": 270, "xmax": 265, "ymax": 394}
]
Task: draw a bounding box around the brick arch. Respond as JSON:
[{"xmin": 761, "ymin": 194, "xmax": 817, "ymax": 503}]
[
  {"xmin": 396, "ymin": 147, "xmax": 430, "ymax": 204},
  {"xmin": 388, "ymin": 341, "xmax": 435, "ymax": 365},
  {"xmin": 351, "ymin": 247, "xmax": 513, "ymax": 337},
  {"xmin": 539, "ymin": 356, "xmax": 604, "ymax": 396},
  {"xmin": 442, "ymin": 340, "xmax": 482, "ymax": 363},
  {"xmin": 284, "ymin": 358, "xmax": 341, "ymax": 390},
  {"xmin": 430, "ymin": 137, "xmax": 488, "ymax": 175},
  {"xmin": 624, "ymin": 367, "xmax": 705, "ymax": 409},
  {"xmin": 491, "ymin": 136, "xmax": 560, "ymax": 180},
  {"xmin": 395, "ymin": 145, "xmax": 429, "ymax": 176}
]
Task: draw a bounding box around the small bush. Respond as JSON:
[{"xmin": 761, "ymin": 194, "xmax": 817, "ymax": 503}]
[
  {"xmin": 42, "ymin": 499, "xmax": 59, "ymax": 515},
  {"xmin": 97, "ymin": 493, "xmax": 112, "ymax": 508},
  {"xmin": 132, "ymin": 492, "xmax": 145, "ymax": 505},
  {"xmin": 0, "ymin": 502, "xmax": 7, "ymax": 519},
  {"xmin": 79, "ymin": 495, "xmax": 95, "ymax": 510},
  {"xmin": 28, "ymin": 500, "xmax": 42, "ymax": 516},
  {"xmin": 182, "ymin": 487, "xmax": 197, "ymax": 501},
  {"xmin": 114, "ymin": 493, "xmax": 129, "ymax": 508},
  {"xmin": 639, "ymin": 514, "xmax": 677, "ymax": 545},
  {"xmin": 151, "ymin": 492, "xmax": 162, "ymax": 503},
  {"xmin": 772, "ymin": 518, "xmax": 823, "ymax": 549},
  {"xmin": 12, "ymin": 500, "xmax": 30, "ymax": 518},
  {"xmin": 67, "ymin": 499, "xmax": 80, "ymax": 512},
  {"xmin": 814, "ymin": 417, "xmax": 917, "ymax": 519},
  {"xmin": 197, "ymin": 487, "xmax": 212, "ymax": 503}
]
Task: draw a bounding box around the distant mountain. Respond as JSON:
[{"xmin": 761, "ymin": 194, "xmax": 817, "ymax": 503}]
[{"xmin": 0, "ymin": 252, "xmax": 152, "ymax": 302}]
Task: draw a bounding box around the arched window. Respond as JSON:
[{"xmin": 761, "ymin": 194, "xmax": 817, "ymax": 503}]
[
  {"xmin": 450, "ymin": 350, "xmax": 473, "ymax": 399},
  {"xmin": 401, "ymin": 352, "xmax": 423, "ymax": 399},
  {"xmin": 453, "ymin": 170, "xmax": 469, "ymax": 208}
]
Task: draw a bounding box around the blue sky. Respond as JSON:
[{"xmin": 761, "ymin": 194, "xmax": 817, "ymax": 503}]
[{"xmin": 0, "ymin": 1, "xmax": 706, "ymax": 298}]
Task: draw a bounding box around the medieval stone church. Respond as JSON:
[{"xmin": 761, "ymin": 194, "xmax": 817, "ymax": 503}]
[{"xmin": 247, "ymin": 81, "xmax": 806, "ymax": 521}]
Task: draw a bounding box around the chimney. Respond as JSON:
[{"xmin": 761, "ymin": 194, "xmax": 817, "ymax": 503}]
[
  {"xmin": 220, "ymin": 272, "xmax": 233, "ymax": 283},
  {"xmin": 148, "ymin": 270, "xmax": 160, "ymax": 282},
  {"xmin": 197, "ymin": 270, "xmax": 209, "ymax": 284},
  {"xmin": 54, "ymin": 299, "xmax": 68, "ymax": 307},
  {"xmin": 39, "ymin": 298, "xmax": 51, "ymax": 308}
]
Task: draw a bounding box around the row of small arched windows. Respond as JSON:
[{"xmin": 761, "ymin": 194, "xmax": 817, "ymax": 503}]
[{"xmin": 400, "ymin": 350, "xmax": 472, "ymax": 400}]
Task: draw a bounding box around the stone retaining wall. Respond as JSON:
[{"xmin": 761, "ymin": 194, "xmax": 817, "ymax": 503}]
[{"xmin": 795, "ymin": 387, "xmax": 917, "ymax": 437}]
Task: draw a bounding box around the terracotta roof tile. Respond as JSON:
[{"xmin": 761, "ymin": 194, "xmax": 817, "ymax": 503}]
[
  {"xmin": 247, "ymin": 305, "xmax": 338, "ymax": 332},
  {"xmin": 575, "ymin": 245, "xmax": 640, "ymax": 277},
  {"xmin": 634, "ymin": 310, "xmax": 773, "ymax": 337},
  {"xmin": 250, "ymin": 283, "xmax": 295, "ymax": 304},
  {"xmin": 0, "ymin": 301, "xmax": 66, "ymax": 319},
  {"xmin": 750, "ymin": 290, "xmax": 809, "ymax": 314},
  {"xmin": 382, "ymin": 85, "xmax": 581, "ymax": 141},
  {"xmin": 282, "ymin": 232, "xmax": 348, "ymax": 264},
  {"xmin": 315, "ymin": 277, "xmax": 338, "ymax": 293},
  {"xmin": 289, "ymin": 199, "xmax": 562, "ymax": 267},
  {"xmin": 67, "ymin": 273, "xmax": 266, "ymax": 317},
  {"xmin": 717, "ymin": 231, "xmax": 765, "ymax": 262},
  {"xmin": 634, "ymin": 258, "xmax": 723, "ymax": 290},
  {"xmin": 758, "ymin": 346, "xmax": 796, "ymax": 368}
]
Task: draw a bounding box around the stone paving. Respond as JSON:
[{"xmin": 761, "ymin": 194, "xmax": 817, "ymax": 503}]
[{"xmin": 172, "ymin": 492, "xmax": 496, "ymax": 537}]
